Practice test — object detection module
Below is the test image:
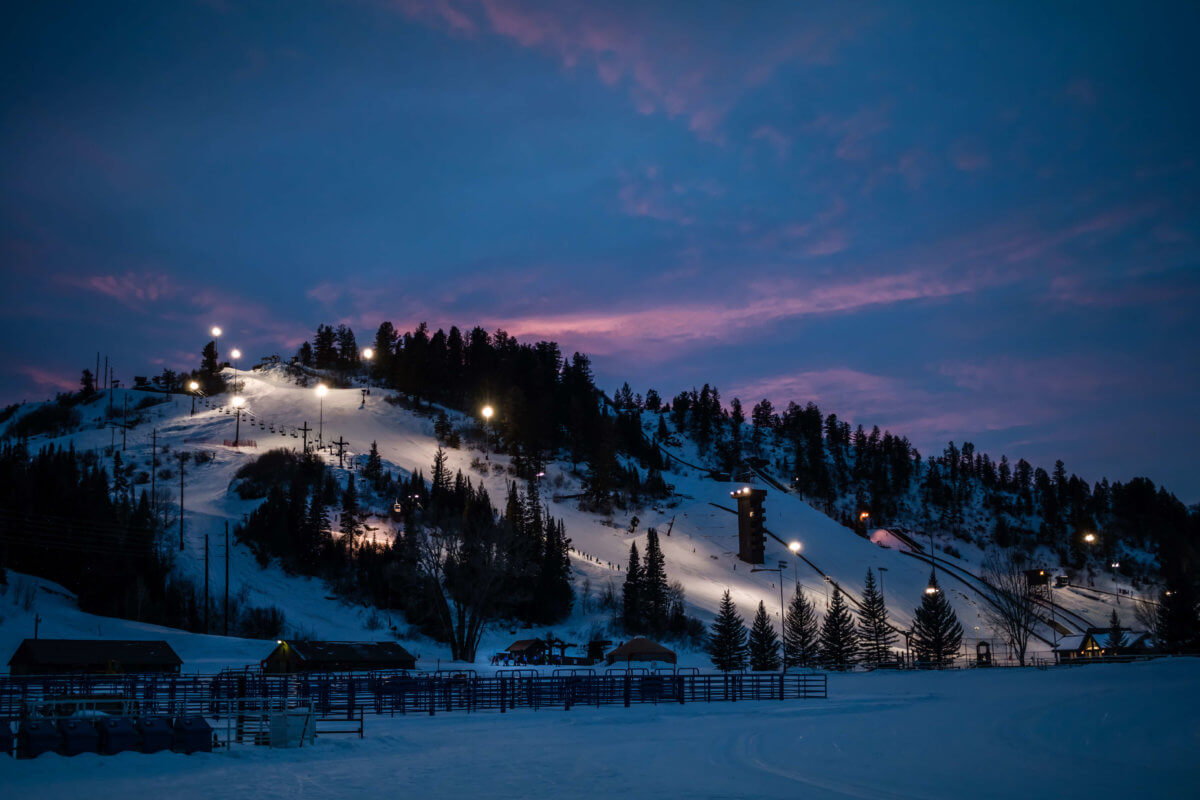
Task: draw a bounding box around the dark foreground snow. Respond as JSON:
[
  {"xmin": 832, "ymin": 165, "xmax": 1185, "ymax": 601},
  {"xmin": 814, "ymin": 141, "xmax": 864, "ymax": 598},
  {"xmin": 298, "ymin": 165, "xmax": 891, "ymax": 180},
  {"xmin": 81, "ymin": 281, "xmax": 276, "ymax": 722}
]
[{"xmin": 4, "ymin": 659, "xmax": 1197, "ymax": 799}]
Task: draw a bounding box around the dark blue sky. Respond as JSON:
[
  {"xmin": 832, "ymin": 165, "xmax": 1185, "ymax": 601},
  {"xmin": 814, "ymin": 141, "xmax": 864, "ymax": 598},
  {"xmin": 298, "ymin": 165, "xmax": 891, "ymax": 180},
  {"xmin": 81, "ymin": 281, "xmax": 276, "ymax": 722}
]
[{"xmin": 2, "ymin": 1, "xmax": 1198, "ymax": 500}]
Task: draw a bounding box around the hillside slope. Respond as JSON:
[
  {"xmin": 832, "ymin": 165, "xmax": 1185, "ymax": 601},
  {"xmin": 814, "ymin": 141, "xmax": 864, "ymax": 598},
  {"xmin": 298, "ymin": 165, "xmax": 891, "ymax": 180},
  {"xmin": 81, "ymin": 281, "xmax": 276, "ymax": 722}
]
[{"xmin": 1, "ymin": 366, "xmax": 1141, "ymax": 669}]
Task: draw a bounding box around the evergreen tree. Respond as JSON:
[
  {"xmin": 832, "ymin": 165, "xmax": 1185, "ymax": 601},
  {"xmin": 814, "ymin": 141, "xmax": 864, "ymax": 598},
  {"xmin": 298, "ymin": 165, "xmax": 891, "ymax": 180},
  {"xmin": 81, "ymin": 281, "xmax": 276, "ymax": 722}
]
[
  {"xmin": 622, "ymin": 542, "xmax": 643, "ymax": 632},
  {"xmin": 911, "ymin": 574, "xmax": 963, "ymax": 666},
  {"xmin": 707, "ymin": 589, "xmax": 748, "ymax": 672},
  {"xmin": 80, "ymin": 369, "xmax": 96, "ymax": 396},
  {"xmin": 536, "ymin": 518, "xmax": 573, "ymax": 623},
  {"xmin": 1106, "ymin": 609, "xmax": 1126, "ymax": 653},
  {"xmin": 339, "ymin": 474, "xmax": 361, "ymax": 539},
  {"xmin": 783, "ymin": 586, "xmax": 821, "ymax": 669},
  {"xmin": 1155, "ymin": 572, "xmax": 1200, "ymax": 653},
  {"xmin": 642, "ymin": 528, "xmax": 669, "ymax": 632},
  {"xmin": 199, "ymin": 340, "xmax": 223, "ymax": 394},
  {"xmin": 363, "ymin": 441, "xmax": 383, "ymax": 486},
  {"xmin": 748, "ymin": 600, "xmax": 781, "ymax": 671},
  {"xmin": 818, "ymin": 589, "xmax": 858, "ymax": 670},
  {"xmin": 857, "ymin": 569, "xmax": 896, "ymax": 666}
]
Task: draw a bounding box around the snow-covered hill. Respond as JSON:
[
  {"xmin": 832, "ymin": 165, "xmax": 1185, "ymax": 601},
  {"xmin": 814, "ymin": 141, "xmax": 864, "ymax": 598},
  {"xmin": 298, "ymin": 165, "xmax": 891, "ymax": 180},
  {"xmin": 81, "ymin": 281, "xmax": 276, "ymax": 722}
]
[{"xmin": 1, "ymin": 366, "xmax": 1145, "ymax": 670}]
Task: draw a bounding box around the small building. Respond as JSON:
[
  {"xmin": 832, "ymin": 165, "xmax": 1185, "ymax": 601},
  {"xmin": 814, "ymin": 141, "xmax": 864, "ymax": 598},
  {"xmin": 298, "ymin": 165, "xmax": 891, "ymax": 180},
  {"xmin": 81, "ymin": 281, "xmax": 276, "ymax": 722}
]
[
  {"xmin": 605, "ymin": 637, "xmax": 677, "ymax": 666},
  {"xmin": 1089, "ymin": 628, "xmax": 1156, "ymax": 656},
  {"xmin": 1053, "ymin": 633, "xmax": 1102, "ymax": 662},
  {"xmin": 262, "ymin": 641, "xmax": 417, "ymax": 673},
  {"xmin": 7, "ymin": 639, "xmax": 182, "ymax": 675},
  {"xmin": 505, "ymin": 639, "xmax": 547, "ymax": 664}
]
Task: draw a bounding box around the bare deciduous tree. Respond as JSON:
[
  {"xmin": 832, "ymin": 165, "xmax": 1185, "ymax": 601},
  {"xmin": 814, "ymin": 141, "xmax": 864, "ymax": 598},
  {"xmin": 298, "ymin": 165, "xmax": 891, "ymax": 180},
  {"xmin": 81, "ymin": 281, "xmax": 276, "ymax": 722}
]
[
  {"xmin": 980, "ymin": 550, "xmax": 1040, "ymax": 666},
  {"xmin": 415, "ymin": 523, "xmax": 510, "ymax": 663}
]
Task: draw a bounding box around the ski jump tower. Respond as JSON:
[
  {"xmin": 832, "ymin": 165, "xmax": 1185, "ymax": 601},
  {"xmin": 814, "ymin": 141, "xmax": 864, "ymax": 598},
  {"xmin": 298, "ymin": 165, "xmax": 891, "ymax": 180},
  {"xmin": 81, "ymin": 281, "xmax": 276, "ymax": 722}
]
[{"xmin": 732, "ymin": 487, "xmax": 767, "ymax": 564}]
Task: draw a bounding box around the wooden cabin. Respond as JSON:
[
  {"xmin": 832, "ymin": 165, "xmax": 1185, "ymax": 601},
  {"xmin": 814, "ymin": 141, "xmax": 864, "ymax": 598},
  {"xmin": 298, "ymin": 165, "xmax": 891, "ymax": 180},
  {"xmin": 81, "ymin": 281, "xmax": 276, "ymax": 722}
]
[
  {"xmin": 7, "ymin": 639, "xmax": 182, "ymax": 675},
  {"xmin": 262, "ymin": 641, "xmax": 417, "ymax": 673}
]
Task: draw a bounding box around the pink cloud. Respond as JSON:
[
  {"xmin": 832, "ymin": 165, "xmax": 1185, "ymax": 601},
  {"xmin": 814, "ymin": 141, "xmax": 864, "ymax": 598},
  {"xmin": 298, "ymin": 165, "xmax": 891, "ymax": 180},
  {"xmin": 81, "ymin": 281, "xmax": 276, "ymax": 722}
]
[
  {"xmin": 950, "ymin": 139, "xmax": 991, "ymax": 172},
  {"xmin": 387, "ymin": 1, "xmax": 861, "ymax": 142},
  {"xmin": 752, "ymin": 125, "xmax": 791, "ymax": 160},
  {"xmin": 20, "ymin": 365, "xmax": 77, "ymax": 393},
  {"xmin": 58, "ymin": 271, "xmax": 172, "ymax": 310},
  {"xmin": 805, "ymin": 229, "xmax": 848, "ymax": 256},
  {"xmin": 808, "ymin": 104, "xmax": 891, "ymax": 162},
  {"xmin": 307, "ymin": 281, "xmax": 342, "ymax": 306},
  {"xmin": 492, "ymin": 269, "xmax": 975, "ymax": 355}
]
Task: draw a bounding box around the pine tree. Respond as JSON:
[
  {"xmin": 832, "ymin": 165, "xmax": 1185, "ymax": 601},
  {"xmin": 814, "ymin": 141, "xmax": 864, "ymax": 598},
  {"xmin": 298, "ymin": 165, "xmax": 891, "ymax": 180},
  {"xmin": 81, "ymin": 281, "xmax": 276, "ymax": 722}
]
[
  {"xmin": 819, "ymin": 589, "xmax": 858, "ymax": 670},
  {"xmin": 339, "ymin": 474, "xmax": 361, "ymax": 539},
  {"xmin": 80, "ymin": 369, "xmax": 96, "ymax": 396},
  {"xmin": 1106, "ymin": 609, "xmax": 1126, "ymax": 654},
  {"xmin": 783, "ymin": 586, "xmax": 820, "ymax": 669},
  {"xmin": 622, "ymin": 542, "xmax": 643, "ymax": 632},
  {"xmin": 537, "ymin": 518, "xmax": 573, "ymax": 623},
  {"xmin": 857, "ymin": 569, "xmax": 897, "ymax": 666},
  {"xmin": 748, "ymin": 600, "xmax": 781, "ymax": 671},
  {"xmin": 363, "ymin": 441, "xmax": 383, "ymax": 486},
  {"xmin": 911, "ymin": 574, "xmax": 963, "ymax": 666},
  {"xmin": 199, "ymin": 340, "xmax": 223, "ymax": 393},
  {"xmin": 707, "ymin": 589, "xmax": 748, "ymax": 672},
  {"xmin": 642, "ymin": 528, "xmax": 669, "ymax": 633}
]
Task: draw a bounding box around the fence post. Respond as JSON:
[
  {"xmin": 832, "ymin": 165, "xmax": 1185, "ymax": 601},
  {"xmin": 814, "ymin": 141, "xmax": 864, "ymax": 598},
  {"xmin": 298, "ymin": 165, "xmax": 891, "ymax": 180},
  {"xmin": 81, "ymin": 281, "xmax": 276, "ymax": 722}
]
[
  {"xmin": 623, "ymin": 673, "xmax": 631, "ymax": 708},
  {"xmin": 500, "ymin": 677, "xmax": 506, "ymax": 713}
]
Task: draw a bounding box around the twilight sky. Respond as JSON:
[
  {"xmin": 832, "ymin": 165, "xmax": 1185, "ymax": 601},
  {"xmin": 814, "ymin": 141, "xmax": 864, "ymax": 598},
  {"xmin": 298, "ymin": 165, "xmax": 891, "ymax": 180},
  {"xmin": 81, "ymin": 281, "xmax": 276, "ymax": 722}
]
[{"xmin": 2, "ymin": 1, "xmax": 1199, "ymax": 500}]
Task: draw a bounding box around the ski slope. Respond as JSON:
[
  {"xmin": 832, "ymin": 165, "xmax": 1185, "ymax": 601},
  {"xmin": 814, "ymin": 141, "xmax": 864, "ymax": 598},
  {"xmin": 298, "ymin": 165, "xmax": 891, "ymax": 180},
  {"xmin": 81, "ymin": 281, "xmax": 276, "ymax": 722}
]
[{"xmin": 1, "ymin": 366, "xmax": 1143, "ymax": 669}]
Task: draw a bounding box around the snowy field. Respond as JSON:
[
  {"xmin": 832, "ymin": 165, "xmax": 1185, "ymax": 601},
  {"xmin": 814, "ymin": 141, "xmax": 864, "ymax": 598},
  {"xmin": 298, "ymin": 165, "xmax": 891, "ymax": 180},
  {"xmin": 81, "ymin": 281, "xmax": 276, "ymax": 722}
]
[{"xmin": 3, "ymin": 659, "xmax": 1197, "ymax": 800}]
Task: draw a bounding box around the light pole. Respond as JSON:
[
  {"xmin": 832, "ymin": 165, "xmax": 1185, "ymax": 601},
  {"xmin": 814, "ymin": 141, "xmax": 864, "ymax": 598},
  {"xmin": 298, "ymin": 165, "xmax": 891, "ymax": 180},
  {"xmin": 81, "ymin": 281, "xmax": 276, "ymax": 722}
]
[
  {"xmin": 788, "ymin": 541, "xmax": 801, "ymax": 587},
  {"xmin": 878, "ymin": 566, "xmax": 888, "ymax": 599},
  {"xmin": 230, "ymin": 348, "xmax": 242, "ymax": 393},
  {"xmin": 188, "ymin": 380, "xmax": 199, "ymax": 415},
  {"xmin": 231, "ymin": 395, "xmax": 245, "ymax": 446},
  {"xmin": 361, "ymin": 348, "xmax": 374, "ymax": 403},
  {"xmin": 316, "ymin": 384, "xmax": 328, "ymax": 446},
  {"xmin": 751, "ymin": 560, "xmax": 790, "ymax": 649},
  {"xmin": 481, "ymin": 405, "xmax": 494, "ymax": 456}
]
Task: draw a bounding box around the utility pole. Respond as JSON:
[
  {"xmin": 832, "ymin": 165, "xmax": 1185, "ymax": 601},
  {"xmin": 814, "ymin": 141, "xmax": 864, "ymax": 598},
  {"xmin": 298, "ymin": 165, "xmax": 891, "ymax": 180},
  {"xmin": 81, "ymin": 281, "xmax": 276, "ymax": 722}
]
[
  {"xmin": 333, "ymin": 436, "xmax": 348, "ymax": 468},
  {"xmin": 179, "ymin": 452, "xmax": 186, "ymax": 551},
  {"xmin": 34, "ymin": 614, "xmax": 41, "ymax": 640},
  {"xmin": 300, "ymin": 421, "xmax": 311, "ymax": 454},
  {"xmin": 122, "ymin": 394, "xmax": 128, "ymax": 450},
  {"xmin": 150, "ymin": 430, "xmax": 157, "ymax": 511},
  {"xmin": 224, "ymin": 521, "xmax": 230, "ymax": 636},
  {"xmin": 204, "ymin": 534, "xmax": 210, "ymax": 635}
]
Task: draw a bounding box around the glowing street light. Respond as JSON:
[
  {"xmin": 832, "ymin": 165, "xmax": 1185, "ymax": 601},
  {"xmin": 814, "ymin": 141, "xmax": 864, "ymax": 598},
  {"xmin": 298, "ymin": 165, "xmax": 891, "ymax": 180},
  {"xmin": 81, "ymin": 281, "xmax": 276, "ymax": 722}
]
[
  {"xmin": 481, "ymin": 405, "xmax": 494, "ymax": 454},
  {"xmin": 188, "ymin": 380, "xmax": 200, "ymax": 415},
  {"xmin": 211, "ymin": 326, "xmax": 222, "ymax": 338},
  {"xmin": 231, "ymin": 395, "xmax": 246, "ymax": 446},
  {"xmin": 787, "ymin": 540, "xmax": 802, "ymax": 587},
  {"xmin": 230, "ymin": 348, "xmax": 242, "ymax": 393},
  {"xmin": 362, "ymin": 347, "xmax": 374, "ymax": 361},
  {"xmin": 316, "ymin": 384, "xmax": 328, "ymax": 445},
  {"xmin": 1083, "ymin": 532, "xmax": 1097, "ymax": 544},
  {"xmin": 788, "ymin": 541, "xmax": 802, "ymax": 554}
]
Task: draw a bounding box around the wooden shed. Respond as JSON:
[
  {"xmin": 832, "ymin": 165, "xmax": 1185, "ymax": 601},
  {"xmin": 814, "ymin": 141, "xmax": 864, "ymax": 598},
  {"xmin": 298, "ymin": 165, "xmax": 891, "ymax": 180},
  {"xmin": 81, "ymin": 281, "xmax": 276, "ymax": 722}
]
[
  {"xmin": 7, "ymin": 639, "xmax": 182, "ymax": 676},
  {"xmin": 605, "ymin": 637, "xmax": 677, "ymax": 666},
  {"xmin": 262, "ymin": 641, "xmax": 417, "ymax": 673}
]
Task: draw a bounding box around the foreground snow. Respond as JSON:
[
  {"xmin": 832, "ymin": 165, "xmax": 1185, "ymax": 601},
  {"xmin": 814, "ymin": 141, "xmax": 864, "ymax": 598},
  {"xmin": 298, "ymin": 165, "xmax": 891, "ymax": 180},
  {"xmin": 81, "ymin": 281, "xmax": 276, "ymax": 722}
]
[{"xmin": 3, "ymin": 659, "xmax": 1196, "ymax": 799}]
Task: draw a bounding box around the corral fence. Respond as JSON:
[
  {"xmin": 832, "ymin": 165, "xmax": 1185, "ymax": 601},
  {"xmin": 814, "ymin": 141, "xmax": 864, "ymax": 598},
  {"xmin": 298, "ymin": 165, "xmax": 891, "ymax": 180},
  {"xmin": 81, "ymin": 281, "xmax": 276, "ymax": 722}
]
[{"xmin": 0, "ymin": 669, "xmax": 827, "ymax": 723}]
